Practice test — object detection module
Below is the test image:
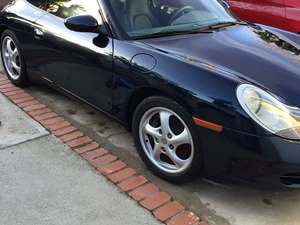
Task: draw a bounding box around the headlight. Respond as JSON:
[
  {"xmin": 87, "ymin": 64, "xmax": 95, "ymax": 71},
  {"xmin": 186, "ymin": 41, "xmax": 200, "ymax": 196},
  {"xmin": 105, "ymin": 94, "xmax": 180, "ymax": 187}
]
[{"xmin": 237, "ymin": 84, "xmax": 300, "ymax": 140}]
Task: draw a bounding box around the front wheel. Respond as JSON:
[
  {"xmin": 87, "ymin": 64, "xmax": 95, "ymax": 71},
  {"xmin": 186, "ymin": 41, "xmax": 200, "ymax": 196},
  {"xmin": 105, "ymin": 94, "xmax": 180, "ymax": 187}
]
[
  {"xmin": 132, "ymin": 96, "xmax": 203, "ymax": 183},
  {"xmin": 1, "ymin": 30, "xmax": 29, "ymax": 86}
]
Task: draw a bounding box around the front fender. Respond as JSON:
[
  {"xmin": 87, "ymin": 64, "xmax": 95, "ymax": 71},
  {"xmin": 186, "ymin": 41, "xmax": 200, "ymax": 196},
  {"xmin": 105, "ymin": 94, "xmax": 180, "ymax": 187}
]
[{"xmin": 112, "ymin": 39, "xmax": 269, "ymax": 136}]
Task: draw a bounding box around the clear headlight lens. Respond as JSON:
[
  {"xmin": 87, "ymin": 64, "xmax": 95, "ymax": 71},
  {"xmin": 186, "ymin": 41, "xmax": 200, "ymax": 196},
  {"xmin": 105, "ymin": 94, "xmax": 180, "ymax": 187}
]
[{"xmin": 237, "ymin": 84, "xmax": 300, "ymax": 140}]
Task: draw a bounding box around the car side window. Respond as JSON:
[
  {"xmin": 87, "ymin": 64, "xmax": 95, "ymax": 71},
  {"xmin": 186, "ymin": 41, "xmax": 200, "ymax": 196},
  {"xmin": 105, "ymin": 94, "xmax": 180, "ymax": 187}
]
[{"xmin": 45, "ymin": 0, "xmax": 103, "ymax": 23}]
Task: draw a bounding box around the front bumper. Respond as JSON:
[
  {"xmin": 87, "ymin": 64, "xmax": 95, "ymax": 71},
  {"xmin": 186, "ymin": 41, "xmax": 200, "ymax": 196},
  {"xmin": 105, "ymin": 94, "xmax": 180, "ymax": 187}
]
[{"xmin": 199, "ymin": 126, "xmax": 300, "ymax": 189}]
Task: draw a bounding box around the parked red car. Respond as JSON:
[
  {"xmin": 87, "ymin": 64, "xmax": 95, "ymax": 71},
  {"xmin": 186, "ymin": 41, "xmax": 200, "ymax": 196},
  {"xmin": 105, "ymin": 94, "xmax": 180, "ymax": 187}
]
[{"xmin": 227, "ymin": 0, "xmax": 300, "ymax": 34}]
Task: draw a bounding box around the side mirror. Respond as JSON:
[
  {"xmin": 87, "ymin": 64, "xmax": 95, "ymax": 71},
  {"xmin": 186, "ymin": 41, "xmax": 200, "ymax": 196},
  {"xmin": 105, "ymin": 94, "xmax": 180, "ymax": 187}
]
[{"xmin": 65, "ymin": 15, "xmax": 99, "ymax": 33}]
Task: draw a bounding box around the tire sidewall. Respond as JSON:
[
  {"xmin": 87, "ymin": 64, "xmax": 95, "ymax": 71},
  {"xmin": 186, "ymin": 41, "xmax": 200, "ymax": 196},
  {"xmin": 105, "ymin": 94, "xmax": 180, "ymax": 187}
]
[
  {"xmin": 132, "ymin": 96, "xmax": 203, "ymax": 183},
  {"xmin": 1, "ymin": 29, "xmax": 28, "ymax": 86}
]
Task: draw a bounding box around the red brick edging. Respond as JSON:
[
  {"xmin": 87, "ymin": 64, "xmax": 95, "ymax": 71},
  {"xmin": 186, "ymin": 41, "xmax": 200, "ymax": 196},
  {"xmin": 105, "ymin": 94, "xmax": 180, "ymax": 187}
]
[{"xmin": 0, "ymin": 74, "xmax": 208, "ymax": 225}]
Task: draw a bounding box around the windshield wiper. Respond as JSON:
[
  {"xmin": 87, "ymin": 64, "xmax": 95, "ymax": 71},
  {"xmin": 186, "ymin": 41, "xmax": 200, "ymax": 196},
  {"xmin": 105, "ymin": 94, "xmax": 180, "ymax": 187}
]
[
  {"xmin": 134, "ymin": 29, "xmax": 213, "ymax": 40},
  {"xmin": 133, "ymin": 21, "xmax": 249, "ymax": 40},
  {"xmin": 204, "ymin": 21, "xmax": 248, "ymax": 30}
]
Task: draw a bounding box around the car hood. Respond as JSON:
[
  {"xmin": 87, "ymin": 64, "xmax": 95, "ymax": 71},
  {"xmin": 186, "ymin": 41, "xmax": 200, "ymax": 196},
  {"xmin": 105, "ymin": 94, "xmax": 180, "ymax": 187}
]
[{"xmin": 141, "ymin": 25, "xmax": 300, "ymax": 107}]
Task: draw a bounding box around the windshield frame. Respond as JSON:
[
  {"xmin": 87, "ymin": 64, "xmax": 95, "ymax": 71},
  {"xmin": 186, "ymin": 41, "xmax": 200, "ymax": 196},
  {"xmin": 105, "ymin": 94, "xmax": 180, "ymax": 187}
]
[
  {"xmin": 102, "ymin": 0, "xmax": 238, "ymax": 40},
  {"xmin": 97, "ymin": 0, "xmax": 125, "ymax": 39}
]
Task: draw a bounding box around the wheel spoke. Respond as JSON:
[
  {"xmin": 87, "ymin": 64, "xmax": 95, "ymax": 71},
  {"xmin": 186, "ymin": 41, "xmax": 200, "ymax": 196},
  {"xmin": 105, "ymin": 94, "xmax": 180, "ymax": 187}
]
[
  {"xmin": 4, "ymin": 51, "xmax": 9, "ymax": 59},
  {"xmin": 166, "ymin": 149, "xmax": 186, "ymax": 168},
  {"xmin": 6, "ymin": 39, "xmax": 14, "ymax": 55},
  {"xmin": 169, "ymin": 128, "xmax": 190, "ymax": 147},
  {"xmin": 144, "ymin": 123, "xmax": 161, "ymax": 139},
  {"xmin": 11, "ymin": 50, "xmax": 20, "ymax": 75},
  {"xmin": 12, "ymin": 61, "xmax": 21, "ymax": 74},
  {"xmin": 159, "ymin": 111, "xmax": 172, "ymax": 135},
  {"xmin": 152, "ymin": 143, "xmax": 162, "ymax": 161},
  {"xmin": 11, "ymin": 48, "xmax": 18, "ymax": 61},
  {"xmin": 6, "ymin": 60, "xmax": 13, "ymax": 71}
]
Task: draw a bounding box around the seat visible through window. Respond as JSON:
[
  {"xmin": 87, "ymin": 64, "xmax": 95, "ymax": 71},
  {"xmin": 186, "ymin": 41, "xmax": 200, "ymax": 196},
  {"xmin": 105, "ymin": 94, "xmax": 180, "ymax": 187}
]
[
  {"xmin": 108, "ymin": 0, "xmax": 160, "ymax": 32},
  {"xmin": 127, "ymin": 0, "xmax": 159, "ymax": 30}
]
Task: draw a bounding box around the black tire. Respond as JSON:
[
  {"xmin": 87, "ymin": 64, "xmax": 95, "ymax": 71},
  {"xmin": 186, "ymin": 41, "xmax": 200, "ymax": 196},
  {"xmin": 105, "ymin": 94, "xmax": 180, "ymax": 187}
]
[
  {"xmin": 1, "ymin": 29, "xmax": 29, "ymax": 86},
  {"xmin": 132, "ymin": 96, "xmax": 203, "ymax": 183}
]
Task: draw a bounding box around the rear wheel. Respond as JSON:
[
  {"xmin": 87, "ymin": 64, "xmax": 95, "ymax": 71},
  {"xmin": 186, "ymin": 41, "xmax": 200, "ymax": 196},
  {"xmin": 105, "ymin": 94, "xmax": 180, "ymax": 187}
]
[
  {"xmin": 1, "ymin": 30, "xmax": 29, "ymax": 86},
  {"xmin": 132, "ymin": 96, "xmax": 202, "ymax": 183}
]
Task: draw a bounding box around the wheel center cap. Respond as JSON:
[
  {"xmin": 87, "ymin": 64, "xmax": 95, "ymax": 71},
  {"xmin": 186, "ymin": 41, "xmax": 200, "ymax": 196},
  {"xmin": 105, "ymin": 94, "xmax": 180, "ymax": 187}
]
[{"xmin": 161, "ymin": 138, "xmax": 168, "ymax": 145}]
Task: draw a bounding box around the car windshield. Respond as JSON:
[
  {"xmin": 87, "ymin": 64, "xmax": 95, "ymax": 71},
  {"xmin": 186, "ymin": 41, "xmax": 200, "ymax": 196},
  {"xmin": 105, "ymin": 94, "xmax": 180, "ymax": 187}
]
[{"xmin": 107, "ymin": 0, "xmax": 236, "ymax": 39}]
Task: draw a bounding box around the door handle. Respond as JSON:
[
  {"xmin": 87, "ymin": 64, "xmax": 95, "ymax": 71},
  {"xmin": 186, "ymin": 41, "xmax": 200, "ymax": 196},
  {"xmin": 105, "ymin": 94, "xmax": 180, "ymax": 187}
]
[{"xmin": 34, "ymin": 28, "xmax": 44, "ymax": 39}]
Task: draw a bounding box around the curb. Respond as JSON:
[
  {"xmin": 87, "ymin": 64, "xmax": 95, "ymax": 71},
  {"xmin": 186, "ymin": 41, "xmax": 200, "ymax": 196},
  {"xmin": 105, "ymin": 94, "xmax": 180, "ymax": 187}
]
[{"xmin": 0, "ymin": 73, "xmax": 208, "ymax": 225}]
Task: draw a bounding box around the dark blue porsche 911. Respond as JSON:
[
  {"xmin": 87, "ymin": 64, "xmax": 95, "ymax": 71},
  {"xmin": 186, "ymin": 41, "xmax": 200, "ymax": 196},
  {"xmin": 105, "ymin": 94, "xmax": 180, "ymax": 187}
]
[{"xmin": 1, "ymin": 0, "xmax": 300, "ymax": 188}]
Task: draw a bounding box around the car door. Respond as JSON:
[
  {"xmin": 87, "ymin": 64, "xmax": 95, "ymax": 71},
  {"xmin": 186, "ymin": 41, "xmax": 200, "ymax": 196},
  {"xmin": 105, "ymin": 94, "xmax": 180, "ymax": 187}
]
[
  {"xmin": 226, "ymin": 0, "xmax": 245, "ymax": 17},
  {"xmin": 34, "ymin": 0, "xmax": 113, "ymax": 112},
  {"xmin": 228, "ymin": 0, "xmax": 286, "ymax": 30},
  {"xmin": 254, "ymin": 0, "xmax": 285, "ymax": 30},
  {"xmin": 284, "ymin": 0, "xmax": 300, "ymax": 33}
]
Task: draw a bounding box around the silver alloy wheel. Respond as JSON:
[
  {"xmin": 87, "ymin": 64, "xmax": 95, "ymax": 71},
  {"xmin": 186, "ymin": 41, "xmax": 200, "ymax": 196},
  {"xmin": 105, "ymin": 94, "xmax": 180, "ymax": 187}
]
[
  {"xmin": 139, "ymin": 107, "xmax": 194, "ymax": 174},
  {"xmin": 1, "ymin": 36, "xmax": 21, "ymax": 80}
]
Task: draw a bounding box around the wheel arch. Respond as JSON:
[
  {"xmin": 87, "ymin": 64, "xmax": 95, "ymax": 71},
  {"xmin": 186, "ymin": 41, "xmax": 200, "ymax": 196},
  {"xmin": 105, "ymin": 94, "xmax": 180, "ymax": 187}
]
[
  {"xmin": 127, "ymin": 86, "xmax": 194, "ymax": 130},
  {"xmin": 0, "ymin": 25, "xmax": 9, "ymax": 37},
  {"xmin": 0, "ymin": 25, "xmax": 8, "ymax": 36}
]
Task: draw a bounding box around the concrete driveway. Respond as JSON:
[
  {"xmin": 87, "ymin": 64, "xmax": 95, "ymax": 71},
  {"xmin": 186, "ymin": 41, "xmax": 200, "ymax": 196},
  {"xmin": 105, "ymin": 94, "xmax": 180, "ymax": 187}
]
[{"xmin": 1, "ymin": 62, "xmax": 300, "ymax": 225}]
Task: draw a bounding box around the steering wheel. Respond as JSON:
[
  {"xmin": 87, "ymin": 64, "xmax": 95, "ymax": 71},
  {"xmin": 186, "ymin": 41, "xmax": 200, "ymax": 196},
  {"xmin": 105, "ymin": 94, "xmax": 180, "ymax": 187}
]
[{"xmin": 169, "ymin": 6, "xmax": 195, "ymax": 25}]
